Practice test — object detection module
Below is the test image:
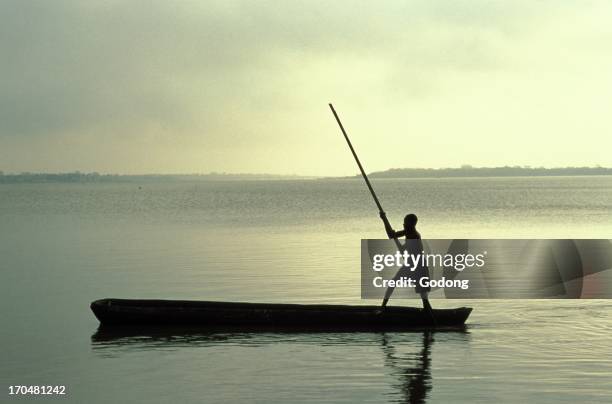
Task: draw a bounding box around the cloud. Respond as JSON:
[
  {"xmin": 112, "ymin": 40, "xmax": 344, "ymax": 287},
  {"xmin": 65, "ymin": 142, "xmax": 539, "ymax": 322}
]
[
  {"xmin": 0, "ymin": 1, "xmax": 532, "ymax": 136},
  {"xmin": 1, "ymin": 1, "xmax": 611, "ymax": 174}
]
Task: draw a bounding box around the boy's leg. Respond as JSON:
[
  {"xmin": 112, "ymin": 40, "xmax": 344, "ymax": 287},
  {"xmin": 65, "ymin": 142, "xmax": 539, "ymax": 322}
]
[
  {"xmin": 381, "ymin": 267, "xmax": 407, "ymax": 307},
  {"xmin": 420, "ymin": 291, "xmax": 436, "ymax": 325}
]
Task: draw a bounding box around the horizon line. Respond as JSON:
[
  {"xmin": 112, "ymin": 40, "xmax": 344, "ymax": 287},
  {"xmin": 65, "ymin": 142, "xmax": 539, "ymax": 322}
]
[{"xmin": 1, "ymin": 165, "xmax": 612, "ymax": 178}]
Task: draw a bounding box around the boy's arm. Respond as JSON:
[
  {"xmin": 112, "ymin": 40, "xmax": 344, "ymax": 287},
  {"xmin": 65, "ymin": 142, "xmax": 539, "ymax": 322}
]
[{"xmin": 379, "ymin": 212, "xmax": 406, "ymax": 239}]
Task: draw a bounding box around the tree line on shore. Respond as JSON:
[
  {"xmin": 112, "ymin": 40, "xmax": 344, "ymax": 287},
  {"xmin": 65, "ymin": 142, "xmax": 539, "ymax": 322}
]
[
  {"xmin": 364, "ymin": 165, "xmax": 612, "ymax": 178},
  {"xmin": 1, "ymin": 166, "xmax": 611, "ymax": 183}
]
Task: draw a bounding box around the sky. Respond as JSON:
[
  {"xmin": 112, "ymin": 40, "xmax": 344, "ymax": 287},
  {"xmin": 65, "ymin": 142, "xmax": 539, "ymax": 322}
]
[{"xmin": 1, "ymin": 1, "xmax": 612, "ymax": 176}]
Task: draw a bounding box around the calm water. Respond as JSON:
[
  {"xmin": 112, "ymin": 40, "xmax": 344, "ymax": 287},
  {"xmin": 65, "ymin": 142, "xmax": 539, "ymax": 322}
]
[{"xmin": 1, "ymin": 177, "xmax": 611, "ymax": 403}]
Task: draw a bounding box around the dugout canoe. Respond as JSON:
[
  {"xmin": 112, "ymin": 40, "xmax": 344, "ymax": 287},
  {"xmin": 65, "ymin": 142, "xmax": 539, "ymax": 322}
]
[{"xmin": 91, "ymin": 299, "xmax": 472, "ymax": 330}]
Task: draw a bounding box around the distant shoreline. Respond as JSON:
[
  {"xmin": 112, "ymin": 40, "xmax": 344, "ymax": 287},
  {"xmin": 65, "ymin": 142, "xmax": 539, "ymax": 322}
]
[
  {"xmin": 1, "ymin": 166, "xmax": 611, "ymax": 183},
  {"xmin": 357, "ymin": 166, "xmax": 612, "ymax": 179}
]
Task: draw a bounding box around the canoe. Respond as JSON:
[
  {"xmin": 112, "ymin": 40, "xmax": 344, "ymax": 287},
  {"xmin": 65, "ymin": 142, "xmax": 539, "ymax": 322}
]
[{"xmin": 91, "ymin": 298, "xmax": 472, "ymax": 330}]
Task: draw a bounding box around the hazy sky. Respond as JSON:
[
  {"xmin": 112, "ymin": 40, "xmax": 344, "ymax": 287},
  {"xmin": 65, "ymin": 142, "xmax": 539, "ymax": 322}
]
[{"xmin": 2, "ymin": 1, "xmax": 611, "ymax": 176}]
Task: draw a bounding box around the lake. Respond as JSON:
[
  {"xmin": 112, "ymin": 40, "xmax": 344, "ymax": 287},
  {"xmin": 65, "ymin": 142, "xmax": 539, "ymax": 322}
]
[{"xmin": 1, "ymin": 176, "xmax": 611, "ymax": 403}]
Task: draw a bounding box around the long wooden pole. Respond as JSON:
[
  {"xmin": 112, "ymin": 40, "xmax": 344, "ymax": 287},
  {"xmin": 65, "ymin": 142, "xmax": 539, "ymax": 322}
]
[
  {"xmin": 328, "ymin": 103, "xmax": 403, "ymax": 253},
  {"xmin": 328, "ymin": 103, "xmax": 386, "ymax": 215}
]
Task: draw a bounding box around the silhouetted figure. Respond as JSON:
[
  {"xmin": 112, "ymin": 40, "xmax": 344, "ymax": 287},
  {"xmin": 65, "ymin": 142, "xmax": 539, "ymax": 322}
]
[
  {"xmin": 379, "ymin": 213, "xmax": 434, "ymax": 322},
  {"xmin": 381, "ymin": 332, "xmax": 433, "ymax": 404}
]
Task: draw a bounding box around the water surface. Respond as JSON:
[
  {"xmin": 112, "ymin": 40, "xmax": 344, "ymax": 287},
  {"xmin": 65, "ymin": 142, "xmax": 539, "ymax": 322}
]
[{"xmin": 1, "ymin": 177, "xmax": 611, "ymax": 403}]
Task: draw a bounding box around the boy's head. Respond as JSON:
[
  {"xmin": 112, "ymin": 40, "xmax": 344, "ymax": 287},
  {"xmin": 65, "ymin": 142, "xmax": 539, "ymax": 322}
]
[{"xmin": 403, "ymin": 213, "xmax": 418, "ymax": 229}]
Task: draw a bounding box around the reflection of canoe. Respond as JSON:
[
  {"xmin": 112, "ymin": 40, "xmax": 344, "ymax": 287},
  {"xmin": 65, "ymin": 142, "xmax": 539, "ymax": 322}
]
[{"xmin": 91, "ymin": 299, "xmax": 472, "ymax": 330}]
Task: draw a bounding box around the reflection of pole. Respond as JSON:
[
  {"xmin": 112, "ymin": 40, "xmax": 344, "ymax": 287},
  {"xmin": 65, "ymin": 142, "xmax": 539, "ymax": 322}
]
[{"xmin": 381, "ymin": 332, "xmax": 433, "ymax": 404}]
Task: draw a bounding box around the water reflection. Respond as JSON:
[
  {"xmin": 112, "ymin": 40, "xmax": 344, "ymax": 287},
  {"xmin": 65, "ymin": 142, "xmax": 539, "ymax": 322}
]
[
  {"xmin": 381, "ymin": 332, "xmax": 432, "ymax": 404},
  {"xmin": 92, "ymin": 327, "xmax": 469, "ymax": 403}
]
